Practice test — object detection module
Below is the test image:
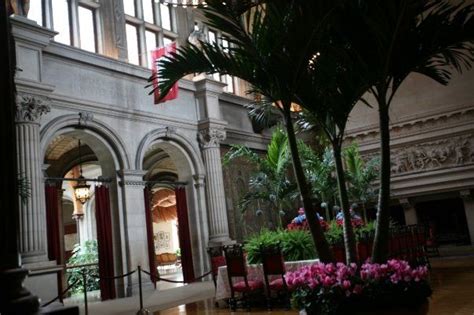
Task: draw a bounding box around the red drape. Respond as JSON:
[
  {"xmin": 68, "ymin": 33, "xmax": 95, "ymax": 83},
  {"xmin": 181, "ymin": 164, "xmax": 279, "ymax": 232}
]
[
  {"xmin": 95, "ymin": 185, "xmax": 116, "ymax": 300},
  {"xmin": 144, "ymin": 187, "xmax": 157, "ymax": 286},
  {"xmin": 175, "ymin": 187, "xmax": 195, "ymax": 283},
  {"xmin": 45, "ymin": 185, "xmax": 61, "ymax": 262}
]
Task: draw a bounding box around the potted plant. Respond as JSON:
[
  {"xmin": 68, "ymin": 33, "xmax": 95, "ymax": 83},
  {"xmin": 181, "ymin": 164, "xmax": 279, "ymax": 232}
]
[{"xmin": 287, "ymin": 260, "xmax": 431, "ymax": 315}]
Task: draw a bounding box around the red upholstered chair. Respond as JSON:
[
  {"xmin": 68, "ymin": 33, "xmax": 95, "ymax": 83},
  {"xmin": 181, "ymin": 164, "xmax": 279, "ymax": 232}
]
[
  {"xmin": 260, "ymin": 243, "xmax": 290, "ymax": 310},
  {"xmin": 207, "ymin": 246, "xmax": 226, "ymax": 289},
  {"xmin": 223, "ymin": 244, "xmax": 263, "ymax": 311}
]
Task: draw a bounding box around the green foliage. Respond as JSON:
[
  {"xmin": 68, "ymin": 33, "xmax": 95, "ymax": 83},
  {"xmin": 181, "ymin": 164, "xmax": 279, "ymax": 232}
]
[
  {"xmin": 224, "ymin": 128, "xmax": 298, "ymax": 228},
  {"xmin": 244, "ymin": 229, "xmax": 317, "ymax": 264},
  {"xmin": 66, "ymin": 240, "xmax": 100, "ymax": 295},
  {"xmin": 324, "ymin": 221, "xmax": 344, "ymax": 246},
  {"xmin": 344, "ymin": 144, "xmax": 379, "ymax": 205}
]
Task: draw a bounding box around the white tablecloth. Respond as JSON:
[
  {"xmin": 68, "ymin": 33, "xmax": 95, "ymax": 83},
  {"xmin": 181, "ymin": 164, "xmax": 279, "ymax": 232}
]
[{"xmin": 215, "ymin": 259, "xmax": 318, "ymax": 301}]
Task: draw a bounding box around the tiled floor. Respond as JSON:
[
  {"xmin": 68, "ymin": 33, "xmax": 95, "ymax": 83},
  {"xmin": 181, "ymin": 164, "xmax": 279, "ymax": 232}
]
[{"xmin": 155, "ymin": 255, "xmax": 474, "ymax": 315}]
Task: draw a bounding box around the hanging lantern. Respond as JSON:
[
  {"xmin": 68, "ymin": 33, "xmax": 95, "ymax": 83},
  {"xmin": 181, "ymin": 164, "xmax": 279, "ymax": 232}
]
[
  {"xmin": 73, "ymin": 139, "xmax": 91, "ymax": 205},
  {"xmin": 74, "ymin": 175, "xmax": 91, "ymax": 205}
]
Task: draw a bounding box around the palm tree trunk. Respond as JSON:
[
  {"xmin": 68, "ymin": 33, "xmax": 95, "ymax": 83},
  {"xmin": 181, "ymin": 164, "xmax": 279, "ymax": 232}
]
[
  {"xmin": 372, "ymin": 100, "xmax": 391, "ymax": 263},
  {"xmin": 362, "ymin": 203, "xmax": 368, "ymax": 223},
  {"xmin": 283, "ymin": 104, "xmax": 334, "ymax": 262},
  {"xmin": 333, "ymin": 145, "xmax": 357, "ymax": 263}
]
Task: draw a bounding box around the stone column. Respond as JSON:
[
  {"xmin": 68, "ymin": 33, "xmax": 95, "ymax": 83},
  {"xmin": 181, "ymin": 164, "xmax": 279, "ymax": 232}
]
[
  {"xmin": 118, "ymin": 170, "xmax": 152, "ymax": 295},
  {"xmin": 400, "ymin": 198, "xmax": 418, "ymax": 225},
  {"xmin": 16, "ymin": 93, "xmax": 50, "ymax": 264},
  {"xmin": 460, "ymin": 190, "xmax": 474, "ymax": 245},
  {"xmin": 198, "ymin": 121, "xmax": 232, "ymax": 245}
]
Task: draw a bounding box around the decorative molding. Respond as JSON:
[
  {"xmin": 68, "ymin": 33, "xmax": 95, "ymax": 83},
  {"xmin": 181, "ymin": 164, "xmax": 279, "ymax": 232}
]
[
  {"xmin": 78, "ymin": 112, "xmax": 94, "ymax": 126},
  {"xmin": 119, "ymin": 180, "xmax": 147, "ymax": 187},
  {"xmin": 346, "ymin": 107, "xmax": 474, "ymax": 144},
  {"xmin": 193, "ymin": 174, "xmax": 205, "ymax": 188},
  {"xmin": 16, "ymin": 94, "xmax": 50, "ymax": 123},
  {"xmin": 198, "ymin": 127, "xmax": 226, "ymax": 149}
]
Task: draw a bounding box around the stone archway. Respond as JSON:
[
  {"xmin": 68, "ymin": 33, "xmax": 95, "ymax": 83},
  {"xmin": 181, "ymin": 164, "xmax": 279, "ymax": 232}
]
[
  {"xmin": 41, "ymin": 116, "xmax": 128, "ymax": 298},
  {"xmin": 137, "ymin": 128, "xmax": 209, "ymax": 279}
]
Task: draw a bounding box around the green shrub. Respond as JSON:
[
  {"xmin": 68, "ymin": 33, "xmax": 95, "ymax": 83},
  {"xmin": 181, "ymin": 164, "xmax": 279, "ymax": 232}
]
[
  {"xmin": 244, "ymin": 229, "xmax": 317, "ymax": 263},
  {"xmin": 324, "ymin": 221, "xmax": 344, "ymax": 245},
  {"xmin": 66, "ymin": 240, "xmax": 100, "ymax": 295},
  {"xmin": 278, "ymin": 229, "xmax": 317, "ymax": 262}
]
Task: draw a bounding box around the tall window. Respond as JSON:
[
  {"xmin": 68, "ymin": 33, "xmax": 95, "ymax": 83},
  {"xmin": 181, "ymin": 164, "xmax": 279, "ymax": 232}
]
[
  {"xmin": 28, "ymin": 0, "xmax": 101, "ymax": 54},
  {"xmin": 207, "ymin": 29, "xmax": 237, "ymax": 94},
  {"xmin": 124, "ymin": 0, "xmax": 178, "ymax": 68}
]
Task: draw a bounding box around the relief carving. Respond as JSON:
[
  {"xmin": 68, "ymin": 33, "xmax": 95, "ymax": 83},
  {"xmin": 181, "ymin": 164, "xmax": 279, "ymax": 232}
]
[
  {"xmin": 16, "ymin": 94, "xmax": 50, "ymax": 122},
  {"xmin": 373, "ymin": 134, "xmax": 474, "ymax": 175},
  {"xmin": 198, "ymin": 128, "xmax": 226, "ymax": 148}
]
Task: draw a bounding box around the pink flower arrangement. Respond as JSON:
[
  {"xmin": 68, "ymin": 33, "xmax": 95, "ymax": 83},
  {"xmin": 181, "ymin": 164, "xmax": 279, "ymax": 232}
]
[
  {"xmin": 285, "ymin": 259, "xmax": 429, "ymax": 297},
  {"xmin": 288, "ymin": 259, "xmax": 432, "ymax": 314}
]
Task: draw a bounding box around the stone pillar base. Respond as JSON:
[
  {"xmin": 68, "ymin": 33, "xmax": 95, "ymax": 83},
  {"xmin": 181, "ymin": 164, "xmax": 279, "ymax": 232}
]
[{"xmin": 0, "ymin": 268, "xmax": 40, "ymax": 315}]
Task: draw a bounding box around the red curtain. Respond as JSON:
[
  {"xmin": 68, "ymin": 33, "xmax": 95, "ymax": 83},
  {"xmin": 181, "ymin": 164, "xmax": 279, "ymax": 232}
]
[
  {"xmin": 45, "ymin": 185, "xmax": 61, "ymax": 262},
  {"xmin": 95, "ymin": 185, "xmax": 116, "ymax": 300},
  {"xmin": 144, "ymin": 187, "xmax": 157, "ymax": 286},
  {"xmin": 175, "ymin": 187, "xmax": 195, "ymax": 283}
]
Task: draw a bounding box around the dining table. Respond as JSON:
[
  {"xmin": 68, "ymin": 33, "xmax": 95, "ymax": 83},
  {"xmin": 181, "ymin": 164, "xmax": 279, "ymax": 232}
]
[{"xmin": 214, "ymin": 259, "xmax": 319, "ymax": 302}]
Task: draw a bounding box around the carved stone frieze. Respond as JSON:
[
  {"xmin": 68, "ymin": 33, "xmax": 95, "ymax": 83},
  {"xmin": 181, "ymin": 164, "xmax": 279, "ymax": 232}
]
[
  {"xmin": 16, "ymin": 94, "xmax": 50, "ymax": 123},
  {"xmin": 363, "ymin": 134, "xmax": 474, "ymax": 175},
  {"xmin": 198, "ymin": 127, "xmax": 226, "ymax": 148}
]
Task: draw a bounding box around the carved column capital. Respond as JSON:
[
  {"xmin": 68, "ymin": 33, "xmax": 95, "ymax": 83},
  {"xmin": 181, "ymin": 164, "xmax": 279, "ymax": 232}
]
[
  {"xmin": 399, "ymin": 198, "xmax": 414, "ymax": 210},
  {"xmin": 193, "ymin": 174, "xmax": 205, "ymax": 189},
  {"xmin": 198, "ymin": 127, "xmax": 226, "ymax": 149},
  {"xmin": 16, "ymin": 94, "xmax": 50, "ymax": 123}
]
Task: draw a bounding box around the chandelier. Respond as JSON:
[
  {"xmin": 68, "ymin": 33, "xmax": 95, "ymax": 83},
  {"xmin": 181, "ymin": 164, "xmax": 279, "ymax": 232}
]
[{"xmin": 73, "ymin": 139, "xmax": 91, "ymax": 205}]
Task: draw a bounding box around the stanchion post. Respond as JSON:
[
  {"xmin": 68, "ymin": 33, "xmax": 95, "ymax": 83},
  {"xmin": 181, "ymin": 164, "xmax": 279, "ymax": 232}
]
[
  {"xmin": 82, "ymin": 268, "xmax": 89, "ymax": 315},
  {"xmin": 138, "ymin": 265, "xmax": 143, "ymax": 310},
  {"xmin": 136, "ymin": 266, "xmax": 151, "ymax": 315}
]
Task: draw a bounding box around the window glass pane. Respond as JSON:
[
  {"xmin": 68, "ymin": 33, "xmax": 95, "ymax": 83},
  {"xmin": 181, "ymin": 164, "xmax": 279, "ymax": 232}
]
[
  {"xmin": 221, "ymin": 37, "xmax": 229, "ymax": 53},
  {"xmin": 28, "ymin": 0, "xmax": 43, "ymax": 26},
  {"xmin": 78, "ymin": 7, "xmax": 96, "ymax": 53},
  {"xmin": 163, "ymin": 36, "xmax": 173, "ymax": 47},
  {"xmin": 52, "ymin": 0, "xmax": 71, "ymax": 45},
  {"xmin": 160, "ymin": 4, "xmax": 171, "ymax": 30},
  {"xmin": 143, "ymin": 0, "xmax": 154, "ymax": 23},
  {"xmin": 123, "ymin": 0, "xmax": 136, "ymax": 16},
  {"xmin": 223, "ymin": 75, "xmax": 234, "ymax": 93},
  {"xmin": 208, "ymin": 31, "xmax": 216, "ymax": 45},
  {"xmin": 126, "ymin": 24, "xmax": 139, "ymax": 65},
  {"xmin": 145, "ymin": 31, "xmax": 157, "ymax": 68}
]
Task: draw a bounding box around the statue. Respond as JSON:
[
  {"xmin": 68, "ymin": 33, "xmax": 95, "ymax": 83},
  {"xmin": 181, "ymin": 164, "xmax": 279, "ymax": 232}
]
[{"xmin": 187, "ymin": 22, "xmax": 206, "ymax": 49}]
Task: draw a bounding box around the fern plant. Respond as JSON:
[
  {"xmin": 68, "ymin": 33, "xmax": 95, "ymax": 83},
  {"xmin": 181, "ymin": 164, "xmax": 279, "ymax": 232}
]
[{"xmin": 66, "ymin": 240, "xmax": 100, "ymax": 295}]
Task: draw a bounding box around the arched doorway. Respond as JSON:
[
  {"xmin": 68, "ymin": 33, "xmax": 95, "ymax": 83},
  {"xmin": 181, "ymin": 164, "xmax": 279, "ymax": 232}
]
[
  {"xmin": 43, "ymin": 129, "xmax": 122, "ymax": 301},
  {"xmin": 139, "ymin": 132, "xmax": 208, "ymax": 288}
]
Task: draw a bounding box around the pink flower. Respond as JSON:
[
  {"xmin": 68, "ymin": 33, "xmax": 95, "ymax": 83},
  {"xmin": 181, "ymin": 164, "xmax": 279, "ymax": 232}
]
[{"xmin": 342, "ymin": 280, "xmax": 351, "ymax": 289}]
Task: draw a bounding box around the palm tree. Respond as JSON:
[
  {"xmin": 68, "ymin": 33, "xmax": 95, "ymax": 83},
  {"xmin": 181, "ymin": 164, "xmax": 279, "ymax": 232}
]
[
  {"xmin": 344, "ymin": 145, "xmax": 379, "ymax": 222},
  {"xmin": 223, "ymin": 128, "xmax": 299, "ymax": 229},
  {"xmin": 343, "ymin": 0, "xmax": 474, "ymax": 262},
  {"xmin": 151, "ymin": 0, "xmax": 337, "ymax": 262}
]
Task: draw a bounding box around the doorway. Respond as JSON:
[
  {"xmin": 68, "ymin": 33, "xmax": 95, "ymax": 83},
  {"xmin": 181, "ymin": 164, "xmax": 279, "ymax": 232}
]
[{"xmin": 416, "ymin": 198, "xmax": 471, "ymax": 245}]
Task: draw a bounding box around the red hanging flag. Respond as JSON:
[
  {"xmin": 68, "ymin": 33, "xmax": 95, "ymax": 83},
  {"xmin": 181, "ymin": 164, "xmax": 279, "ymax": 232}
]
[{"xmin": 151, "ymin": 42, "xmax": 178, "ymax": 104}]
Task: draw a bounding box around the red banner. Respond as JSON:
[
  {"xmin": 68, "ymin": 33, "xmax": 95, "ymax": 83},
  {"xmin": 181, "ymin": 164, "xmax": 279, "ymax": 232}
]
[{"xmin": 151, "ymin": 42, "xmax": 178, "ymax": 104}]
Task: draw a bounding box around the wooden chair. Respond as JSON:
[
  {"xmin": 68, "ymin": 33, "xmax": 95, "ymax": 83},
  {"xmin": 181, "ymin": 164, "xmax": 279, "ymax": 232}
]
[
  {"xmin": 207, "ymin": 246, "xmax": 226, "ymax": 289},
  {"xmin": 223, "ymin": 244, "xmax": 263, "ymax": 311},
  {"xmin": 259, "ymin": 243, "xmax": 290, "ymax": 310}
]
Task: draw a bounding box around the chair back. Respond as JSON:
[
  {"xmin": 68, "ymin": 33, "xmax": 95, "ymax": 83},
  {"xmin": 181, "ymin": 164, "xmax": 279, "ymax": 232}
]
[
  {"xmin": 223, "ymin": 244, "xmax": 247, "ymax": 277},
  {"xmin": 207, "ymin": 246, "xmax": 226, "ymax": 277},
  {"xmin": 260, "ymin": 243, "xmax": 285, "ymax": 276}
]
